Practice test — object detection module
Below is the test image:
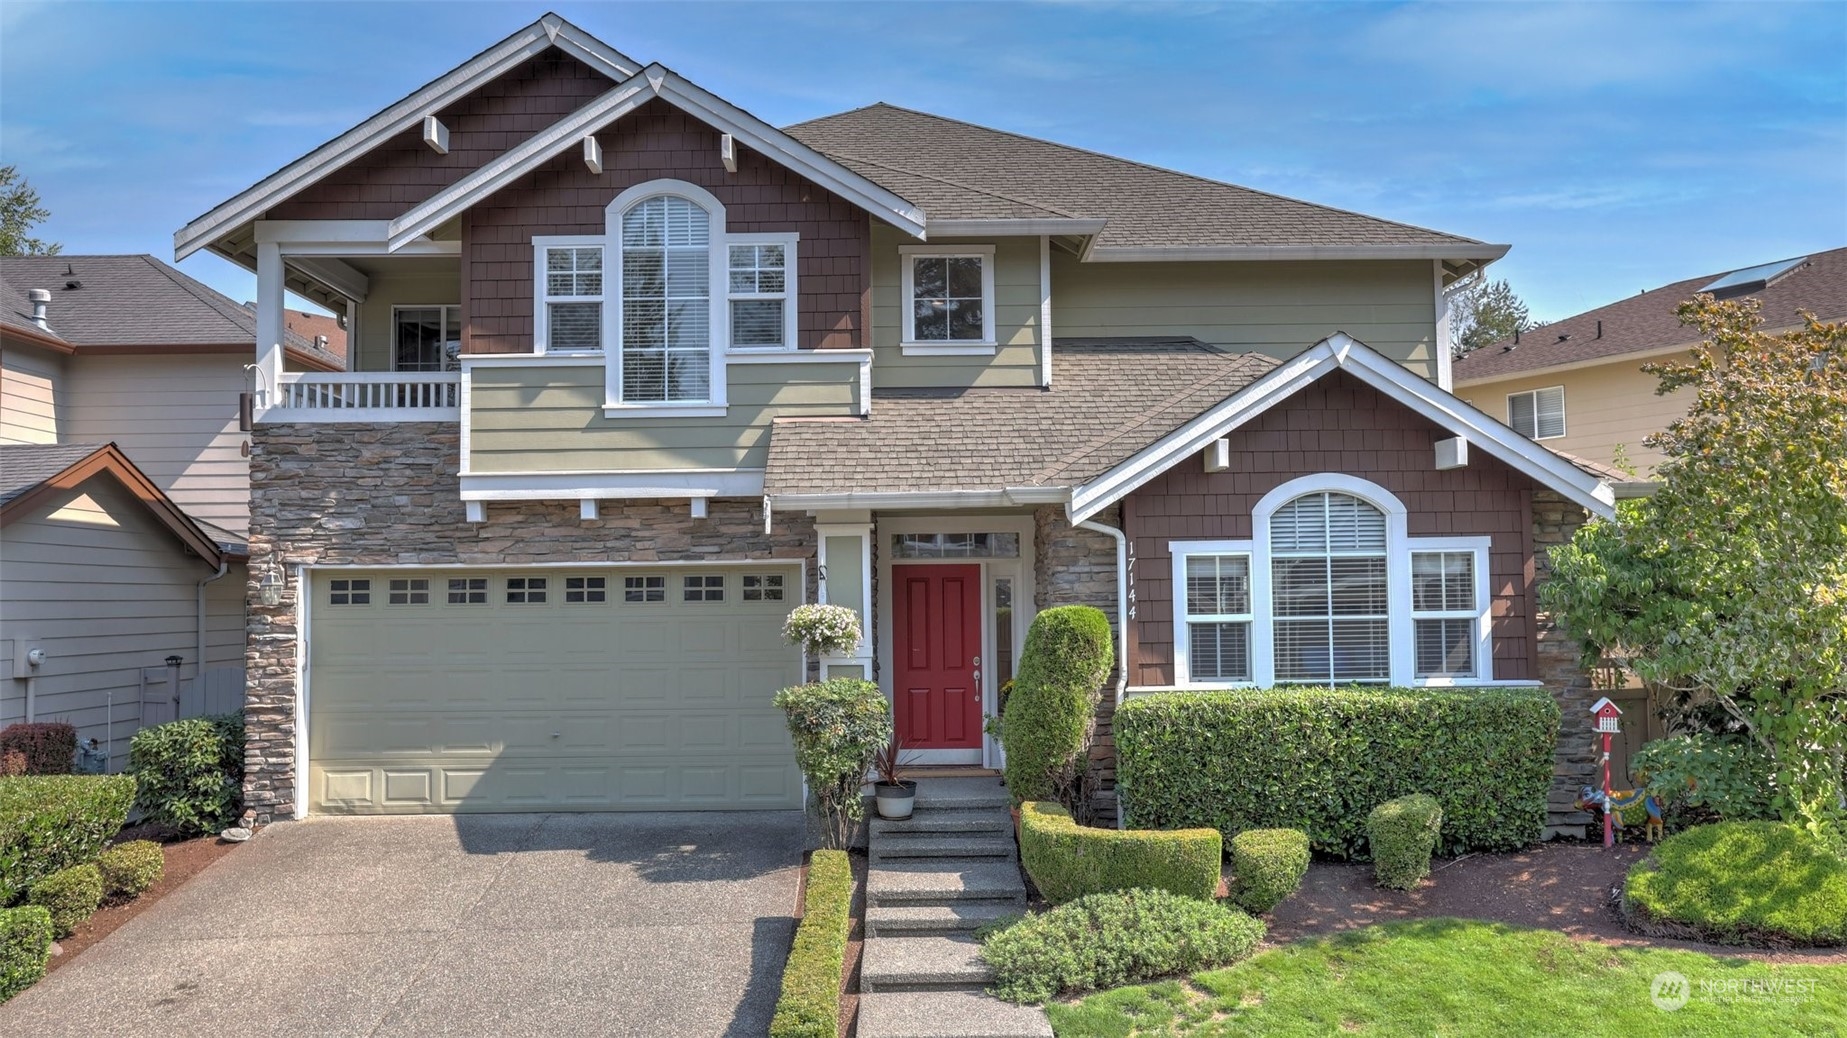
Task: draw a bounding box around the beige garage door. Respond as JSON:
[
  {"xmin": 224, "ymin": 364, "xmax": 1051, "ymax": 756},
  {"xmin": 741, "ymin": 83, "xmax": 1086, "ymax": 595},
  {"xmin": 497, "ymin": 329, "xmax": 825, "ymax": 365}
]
[{"xmin": 306, "ymin": 566, "xmax": 802, "ymax": 813}]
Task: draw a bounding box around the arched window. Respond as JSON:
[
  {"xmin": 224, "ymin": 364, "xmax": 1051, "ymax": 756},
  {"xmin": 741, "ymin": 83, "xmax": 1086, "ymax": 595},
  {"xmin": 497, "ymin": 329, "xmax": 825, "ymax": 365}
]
[{"xmin": 1268, "ymin": 491, "xmax": 1389, "ymax": 683}]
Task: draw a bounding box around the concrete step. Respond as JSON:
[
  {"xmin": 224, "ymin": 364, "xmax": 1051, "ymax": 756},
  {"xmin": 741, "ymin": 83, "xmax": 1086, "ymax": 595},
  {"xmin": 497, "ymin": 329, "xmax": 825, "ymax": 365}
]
[
  {"xmin": 870, "ymin": 834, "xmax": 1016, "ymax": 863},
  {"xmin": 867, "ymin": 902, "xmax": 1021, "ymax": 937},
  {"xmin": 857, "ymin": 991, "xmax": 1053, "ymax": 1038},
  {"xmin": 872, "ymin": 809, "xmax": 1012, "ymax": 837},
  {"xmin": 868, "ymin": 859, "xmax": 1027, "ymax": 909},
  {"xmin": 861, "ymin": 934, "xmax": 992, "ymax": 993},
  {"xmin": 910, "ymin": 777, "xmax": 1011, "ymax": 811}
]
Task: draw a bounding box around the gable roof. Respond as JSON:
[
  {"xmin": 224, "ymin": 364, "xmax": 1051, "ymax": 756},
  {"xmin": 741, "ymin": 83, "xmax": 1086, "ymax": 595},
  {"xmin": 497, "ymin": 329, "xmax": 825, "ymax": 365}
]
[
  {"xmin": 1454, "ymin": 245, "xmax": 1847, "ymax": 384},
  {"xmin": 0, "ymin": 443, "xmax": 226, "ymax": 567},
  {"xmin": 786, "ymin": 103, "xmax": 1506, "ymax": 272},
  {"xmin": 0, "ymin": 255, "xmax": 340, "ymax": 370}
]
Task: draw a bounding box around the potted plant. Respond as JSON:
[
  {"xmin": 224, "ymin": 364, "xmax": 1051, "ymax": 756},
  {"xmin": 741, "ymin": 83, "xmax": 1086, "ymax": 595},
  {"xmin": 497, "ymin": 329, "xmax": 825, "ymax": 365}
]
[
  {"xmin": 782, "ymin": 603, "xmax": 863, "ymax": 657},
  {"xmin": 871, "ymin": 738, "xmax": 920, "ymax": 819}
]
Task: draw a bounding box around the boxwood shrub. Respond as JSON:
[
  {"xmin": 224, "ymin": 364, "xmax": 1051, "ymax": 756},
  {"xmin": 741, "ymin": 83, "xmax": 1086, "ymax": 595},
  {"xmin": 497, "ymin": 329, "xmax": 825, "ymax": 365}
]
[
  {"xmin": 97, "ymin": 840, "xmax": 165, "ymax": 901},
  {"xmin": 128, "ymin": 714, "xmax": 245, "ymax": 837},
  {"xmin": 1116, "ymin": 687, "xmax": 1557, "ymax": 857},
  {"xmin": 1227, "ymin": 828, "xmax": 1310, "ymax": 914},
  {"xmin": 1019, "ymin": 801, "xmax": 1220, "ymax": 904},
  {"xmin": 1002, "ymin": 606, "xmax": 1114, "ymax": 808},
  {"xmin": 0, "ymin": 905, "xmax": 54, "ymax": 1003},
  {"xmin": 769, "ymin": 849, "xmax": 853, "ymax": 1038},
  {"xmin": 1624, "ymin": 821, "xmax": 1847, "ymax": 947},
  {"xmin": 28, "ymin": 863, "xmax": 104, "ymax": 938},
  {"xmin": 1367, "ymin": 794, "xmax": 1443, "ymax": 890},
  {"xmin": 0, "ymin": 774, "xmax": 137, "ymax": 904}
]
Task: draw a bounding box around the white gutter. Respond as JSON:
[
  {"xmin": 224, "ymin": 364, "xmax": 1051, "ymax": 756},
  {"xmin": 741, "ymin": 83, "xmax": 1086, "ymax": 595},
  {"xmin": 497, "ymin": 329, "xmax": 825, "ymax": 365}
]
[
  {"xmin": 768, "ymin": 487, "xmax": 1069, "ymax": 511},
  {"xmin": 196, "ymin": 560, "xmax": 231, "ymax": 708},
  {"xmin": 1076, "ymin": 515, "xmax": 1130, "ymax": 830}
]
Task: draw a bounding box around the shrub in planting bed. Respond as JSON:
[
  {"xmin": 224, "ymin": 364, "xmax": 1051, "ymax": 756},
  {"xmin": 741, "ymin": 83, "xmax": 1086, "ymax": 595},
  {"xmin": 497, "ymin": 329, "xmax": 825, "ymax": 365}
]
[
  {"xmin": 97, "ymin": 840, "xmax": 166, "ymax": 901},
  {"xmin": 128, "ymin": 714, "xmax": 244, "ymax": 836},
  {"xmin": 1624, "ymin": 822, "xmax": 1847, "ymax": 947},
  {"xmin": 27, "ymin": 863, "xmax": 104, "ymax": 938},
  {"xmin": 769, "ymin": 850, "xmax": 853, "ymax": 1038},
  {"xmin": 0, "ymin": 905, "xmax": 54, "ymax": 1003},
  {"xmin": 1019, "ymin": 801, "xmax": 1220, "ymax": 904},
  {"xmin": 1227, "ymin": 828, "xmax": 1310, "ymax": 914},
  {"xmin": 1001, "ymin": 605, "xmax": 1113, "ymax": 808},
  {"xmin": 1367, "ymin": 794, "xmax": 1443, "ymax": 890},
  {"xmin": 0, "ymin": 723, "xmax": 76, "ymax": 776},
  {"xmin": 0, "ymin": 774, "xmax": 136, "ymax": 903}
]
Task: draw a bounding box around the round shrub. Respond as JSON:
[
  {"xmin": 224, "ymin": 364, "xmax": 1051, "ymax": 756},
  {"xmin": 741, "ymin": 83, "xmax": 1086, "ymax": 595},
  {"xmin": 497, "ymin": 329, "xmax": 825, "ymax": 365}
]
[
  {"xmin": 27, "ymin": 864, "xmax": 104, "ymax": 938},
  {"xmin": 981, "ymin": 888, "xmax": 1265, "ymax": 1004},
  {"xmin": 128, "ymin": 713, "xmax": 245, "ymax": 836},
  {"xmin": 0, "ymin": 774, "xmax": 137, "ymax": 904},
  {"xmin": 1019, "ymin": 801, "xmax": 1221, "ymax": 904},
  {"xmin": 1367, "ymin": 794, "xmax": 1442, "ymax": 890},
  {"xmin": 772, "ymin": 678, "xmax": 891, "ymax": 850},
  {"xmin": 97, "ymin": 840, "xmax": 165, "ymax": 901},
  {"xmin": 1228, "ymin": 828, "xmax": 1310, "ymax": 914},
  {"xmin": 1002, "ymin": 605, "xmax": 1113, "ymax": 808},
  {"xmin": 0, "ymin": 905, "xmax": 54, "ymax": 1003},
  {"xmin": 1624, "ymin": 821, "xmax": 1847, "ymax": 947},
  {"xmin": 1632, "ymin": 733, "xmax": 1778, "ymax": 824}
]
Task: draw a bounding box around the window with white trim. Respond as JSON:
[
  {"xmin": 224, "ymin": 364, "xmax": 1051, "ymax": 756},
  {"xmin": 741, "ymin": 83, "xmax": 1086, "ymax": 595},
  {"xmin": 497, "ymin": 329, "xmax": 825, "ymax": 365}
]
[
  {"xmin": 728, "ymin": 238, "xmax": 797, "ymax": 349},
  {"xmin": 1185, "ymin": 555, "xmax": 1252, "ymax": 681},
  {"xmin": 1270, "ymin": 492, "xmax": 1390, "ymax": 683},
  {"xmin": 1507, "ymin": 386, "xmax": 1565, "ymax": 439},
  {"xmin": 1411, "ymin": 552, "xmax": 1480, "ymax": 678},
  {"xmin": 621, "ymin": 196, "xmax": 712, "ymax": 401},
  {"xmin": 393, "ymin": 306, "xmax": 461, "ymax": 371},
  {"xmin": 901, "ymin": 246, "xmax": 995, "ymax": 345},
  {"xmin": 539, "ymin": 246, "xmax": 603, "ymax": 352}
]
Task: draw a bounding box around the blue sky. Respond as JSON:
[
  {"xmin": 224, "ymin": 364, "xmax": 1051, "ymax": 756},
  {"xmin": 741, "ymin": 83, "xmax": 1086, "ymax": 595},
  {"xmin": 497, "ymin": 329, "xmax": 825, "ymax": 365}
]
[{"xmin": 2, "ymin": 0, "xmax": 1843, "ymax": 321}]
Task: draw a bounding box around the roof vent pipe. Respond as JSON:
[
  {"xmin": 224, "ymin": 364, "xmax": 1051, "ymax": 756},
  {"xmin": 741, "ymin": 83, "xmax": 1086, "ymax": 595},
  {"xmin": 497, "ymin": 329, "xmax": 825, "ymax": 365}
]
[
  {"xmin": 27, "ymin": 288, "xmax": 50, "ymax": 330},
  {"xmin": 1596, "ymin": 320, "xmax": 1602, "ymax": 340},
  {"xmin": 1514, "ymin": 328, "xmax": 1520, "ymax": 346}
]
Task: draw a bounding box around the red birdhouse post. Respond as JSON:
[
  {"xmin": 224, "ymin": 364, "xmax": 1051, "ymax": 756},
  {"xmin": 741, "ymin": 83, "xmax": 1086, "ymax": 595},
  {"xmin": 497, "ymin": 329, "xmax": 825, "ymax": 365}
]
[{"xmin": 1590, "ymin": 697, "xmax": 1624, "ymax": 847}]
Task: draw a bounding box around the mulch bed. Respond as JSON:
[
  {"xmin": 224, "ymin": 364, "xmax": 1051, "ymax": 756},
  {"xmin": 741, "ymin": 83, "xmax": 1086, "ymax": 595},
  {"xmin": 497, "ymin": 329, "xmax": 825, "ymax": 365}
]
[
  {"xmin": 1259, "ymin": 839, "xmax": 1847, "ymax": 965},
  {"xmin": 46, "ymin": 823, "xmax": 243, "ymax": 974}
]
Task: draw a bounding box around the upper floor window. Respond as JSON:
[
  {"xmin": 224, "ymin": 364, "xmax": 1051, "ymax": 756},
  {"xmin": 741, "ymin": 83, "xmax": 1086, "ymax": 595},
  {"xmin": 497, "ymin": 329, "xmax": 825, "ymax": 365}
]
[
  {"xmin": 621, "ymin": 195, "xmax": 712, "ymax": 402},
  {"xmin": 900, "ymin": 244, "xmax": 995, "ymax": 349},
  {"xmin": 393, "ymin": 305, "xmax": 461, "ymax": 371},
  {"xmin": 1507, "ymin": 386, "xmax": 1565, "ymax": 440},
  {"xmin": 540, "ymin": 247, "xmax": 603, "ymax": 352},
  {"xmin": 728, "ymin": 239, "xmax": 797, "ymax": 349}
]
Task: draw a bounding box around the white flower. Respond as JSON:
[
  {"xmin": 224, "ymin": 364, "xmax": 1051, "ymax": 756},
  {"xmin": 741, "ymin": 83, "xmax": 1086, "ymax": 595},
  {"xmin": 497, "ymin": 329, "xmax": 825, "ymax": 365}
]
[{"xmin": 784, "ymin": 603, "xmax": 863, "ymax": 656}]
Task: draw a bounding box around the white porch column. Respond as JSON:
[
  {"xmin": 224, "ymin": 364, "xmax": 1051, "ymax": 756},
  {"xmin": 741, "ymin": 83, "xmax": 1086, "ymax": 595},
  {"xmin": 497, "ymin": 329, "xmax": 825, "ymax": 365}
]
[{"xmin": 255, "ymin": 241, "xmax": 286, "ymax": 405}]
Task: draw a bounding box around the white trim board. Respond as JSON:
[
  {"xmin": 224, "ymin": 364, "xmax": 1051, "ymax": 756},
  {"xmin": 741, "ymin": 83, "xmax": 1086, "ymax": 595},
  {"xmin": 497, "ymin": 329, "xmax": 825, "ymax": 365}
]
[{"xmin": 459, "ymin": 469, "xmax": 767, "ymax": 501}]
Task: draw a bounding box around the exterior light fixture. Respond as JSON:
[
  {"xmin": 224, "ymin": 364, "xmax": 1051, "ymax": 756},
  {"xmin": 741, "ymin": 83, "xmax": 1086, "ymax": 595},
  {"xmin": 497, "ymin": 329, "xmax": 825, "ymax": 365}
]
[{"xmin": 259, "ymin": 563, "xmax": 285, "ymax": 607}]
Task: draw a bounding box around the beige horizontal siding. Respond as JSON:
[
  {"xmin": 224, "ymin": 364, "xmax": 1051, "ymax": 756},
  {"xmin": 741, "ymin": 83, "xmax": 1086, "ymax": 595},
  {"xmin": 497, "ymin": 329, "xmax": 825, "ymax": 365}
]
[
  {"xmin": 1, "ymin": 346, "xmax": 64, "ymax": 445},
  {"xmin": 467, "ymin": 358, "xmax": 861, "ymax": 473},
  {"xmin": 353, "ymin": 266, "xmax": 462, "ymax": 373},
  {"xmin": 1459, "ymin": 352, "xmax": 1694, "ymax": 475},
  {"xmin": 869, "ymin": 228, "xmax": 1042, "ymax": 388}
]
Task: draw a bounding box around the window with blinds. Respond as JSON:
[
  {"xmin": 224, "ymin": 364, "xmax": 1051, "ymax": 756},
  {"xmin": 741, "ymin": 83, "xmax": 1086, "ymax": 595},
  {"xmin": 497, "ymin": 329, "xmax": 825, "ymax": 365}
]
[
  {"xmin": 621, "ymin": 196, "xmax": 712, "ymax": 402},
  {"xmin": 1412, "ymin": 551, "xmax": 1478, "ymax": 677},
  {"xmin": 1185, "ymin": 555, "xmax": 1252, "ymax": 681},
  {"xmin": 1507, "ymin": 386, "xmax": 1565, "ymax": 439},
  {"xmin": 1269, "ymin": 492, "xmax": 1390, "ymax": 683}
]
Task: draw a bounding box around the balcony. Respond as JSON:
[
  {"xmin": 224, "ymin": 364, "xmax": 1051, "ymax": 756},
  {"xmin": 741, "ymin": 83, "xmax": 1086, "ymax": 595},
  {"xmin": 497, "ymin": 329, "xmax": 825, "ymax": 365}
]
[{"xmin": 261, "ymin": 372, "xmax": 460, "ymax": 423}]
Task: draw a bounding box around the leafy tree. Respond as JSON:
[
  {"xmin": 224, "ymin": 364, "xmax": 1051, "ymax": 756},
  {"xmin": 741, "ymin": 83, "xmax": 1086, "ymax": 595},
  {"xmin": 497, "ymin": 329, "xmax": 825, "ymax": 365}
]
[
  {"xmin": 0, "ymin": 166, "xmax": 60, "ymax": 257},
  {"xmin": 1450, "ymin": 276, "xmax": 1536, "ymax": 358},
  {"xmin": 1541, "ymin": 294, "xmax": 1847, "ymax": 844}
]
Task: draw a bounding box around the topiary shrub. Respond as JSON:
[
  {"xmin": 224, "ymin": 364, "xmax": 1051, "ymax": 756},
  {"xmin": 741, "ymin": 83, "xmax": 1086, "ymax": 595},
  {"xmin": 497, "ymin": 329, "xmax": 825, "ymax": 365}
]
[
  {"xmin": 27, "ymin": 864, "xmax": 103, "ymax": 938},
  {"xmin": 1623, "ymin": 821, "xmax": 1847, "ymax": 947},
  {"xmin": 0, "ymin": 723, "xmax": 76, "ymax": 776},
  {"xmin": 772, "ymin": 678, "xmax": 891, "ymax": 850},
  {"xmin": 768, "ymin": 850, "xmax": 852, "ymax": 1037},
  {"xmin": 1019, "ymin": 801, "xmax": 1220, "ymax": 904},
  {"xmin": 1002, "ymin": 605, "xmax": 1113, "ymax": 810},
  {"xmin": 1227, "ymin": 828, "xmax": 1310, "ymax": 914},
  {"xmin": 1632, "ymin": 733, "xmax": 1778, "ymax": 825},
  {"xmin": 96, "ymin": 840, "xmax": 165, "ymax": 901},
  {"xmin": 0, "ymin": 905, "xmax": 53, "ymax": 1003},
  {"xmin": 1368, "ymin": 794, "xmax": 1443, "ymax": 890},
  {"xmin": 981, "ymin": 888, "xmax": 1265, "ymax": 1003},
  {"xmin": 0, "ymin": 774, "xmax": 137, "ymax": 904},
  {"xmin": 1116, "ymin": 687, "xmax": 1556, "ymax": 857},
  {"xmin": 128, "ymin": 713, "xmax": 245, "ymax": 837}
]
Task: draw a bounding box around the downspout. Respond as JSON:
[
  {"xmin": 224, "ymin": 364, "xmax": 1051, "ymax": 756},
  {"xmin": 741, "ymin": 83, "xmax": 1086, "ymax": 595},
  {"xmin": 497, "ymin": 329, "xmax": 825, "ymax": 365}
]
[
  {"xmin": 196, "ymin": 560, "xmax": 231, "ymax": 713},
  {"xmin": 1075, "ymin": 515, "xmax": 1131, "ymax": 831}
]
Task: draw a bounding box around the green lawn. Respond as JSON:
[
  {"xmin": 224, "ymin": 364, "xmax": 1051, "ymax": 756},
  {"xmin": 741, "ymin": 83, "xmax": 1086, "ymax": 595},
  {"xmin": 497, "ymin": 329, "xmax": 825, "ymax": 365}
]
[{"xmin": 1047, "ymin": 919, "xmax": 1847, "ymax": 1037}]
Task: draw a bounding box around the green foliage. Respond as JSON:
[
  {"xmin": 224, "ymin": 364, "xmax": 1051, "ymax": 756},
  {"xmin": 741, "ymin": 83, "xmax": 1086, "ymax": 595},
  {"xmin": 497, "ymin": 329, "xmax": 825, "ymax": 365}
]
[
  {"xmin": 127, "ymin": 714, "xmax": 245, "ymax": 837},
  {"xmin": 0, "ymin": 166, "xmax": 60, "ymax": 257},
  {"xmin": 0, "ymin": 774, "xmax": 136, "ymax": 904},
  {"xmin": 1115, "ymin": 688, "xmax": 1556, "ymax": 857},
  {"xmin": 1019, "ymin": 801, "xmax": 1221, "ymax": 905},
  {"xmin": 96, "ymin": 840, "xmax": 165, "ymax": 901},
  {"xmin": 1540, "ymin": 298, "xmax": 1847, "ymax": 840},
  {"xmin": 27, "ymin": 864, "xmax": 103, "ymax": 938},
  {"xmin": 1227, "ymin": 828, "xmax": 1310, "ymax": 914},
  {"xmin": 1367, "ymin": 795, "xmax": 1442, "ymax": 890},
  {"xmin": 0, "ymin": 905, "xmax": 53, "ymax": 1003},
  {"xmin": 1450, "ymin": 276, "xmax": 1537, "ymax": 358},
  {"xmin": 769, "ymin": 850, "xmax": 852, "ymax": 1038},
  {"xmin": 1633, "ymin": 733, "xmax": 1778, "ymax": 824},
  {"xmin": 981, "ymin": 888, "xmax": 1265, "ymax": 1004},
  {"xmin": 1624, "ymin": 821, "xmax": 1847, "ymax": 947},
  {"xmin": 772, "ymin": 679, "xmax": 891, "ymax": 850},
  {"xmin": 1002, "ymin": 605, "xmax": 1114, "ymax": 810},
  {"xmin": 0, "ymin": 723, "xmax": 77, "ymax": 775}
]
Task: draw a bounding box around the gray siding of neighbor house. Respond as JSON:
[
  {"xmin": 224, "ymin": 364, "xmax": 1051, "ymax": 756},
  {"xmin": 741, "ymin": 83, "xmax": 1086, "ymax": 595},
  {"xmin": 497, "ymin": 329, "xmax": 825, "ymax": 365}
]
[{"xmin": 1, "ymin": 345, "xmax": 64, "ymax": 445}]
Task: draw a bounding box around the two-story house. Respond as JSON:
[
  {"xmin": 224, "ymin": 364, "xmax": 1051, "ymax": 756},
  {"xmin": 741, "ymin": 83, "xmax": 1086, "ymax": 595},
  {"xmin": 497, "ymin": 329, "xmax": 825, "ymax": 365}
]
[{"xmin": 177, "ymin": 14, "xmax": 1615, "ymax": 827}]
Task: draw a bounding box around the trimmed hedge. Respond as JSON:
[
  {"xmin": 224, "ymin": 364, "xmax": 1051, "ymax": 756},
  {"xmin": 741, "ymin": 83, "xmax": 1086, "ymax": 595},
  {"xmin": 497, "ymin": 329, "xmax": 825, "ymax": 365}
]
[
  {"xmin": 769, "ymin": 850, "xmax": 853, "ymax": 1038},
  {"xmin": 0, "ymin": 905, "xmax": 53, "ymax": 1003},
  {"xmin": 98, "ymin": 840, "xmax": 165, "ymax": 901},
  {"xmin": 128, "ymin": 714, "xmax": 245, "ymax": 836},
  {"xmin": 1227, "ymin": 828, "xmax": 1310, "ymax": 914},
  {"xmin": 1002, "ymin": 606, "xmax": 1114, "ymax": 807},
  {"xmin": 981, "ymin": 888, "xmax": 1265, "ymax": 1003},
  {"xmin": 0, "ymin": 723, "xmax": 76, "ymax": 776},
  {"xmin": 28, "ymin": 863, "xmax": 103, "ymax": 937},
  {"xmin": 1116, "ymin": 688, "xmax": 1557, "ymax": 857},
  {"xmin": 1368, "ymin": 794, "xmax": 1443, "ymax": 890},
  {"xmin": 1019, "ymin": 801, "xmax": 1220, "ymax": 904},
  {"xmin": 1624, "ymin": 822, "xmax": 1847, "ymax": 947},
  {"xmin": 0, "ymin": 774, "xmax": 137, "ymax": 904}
]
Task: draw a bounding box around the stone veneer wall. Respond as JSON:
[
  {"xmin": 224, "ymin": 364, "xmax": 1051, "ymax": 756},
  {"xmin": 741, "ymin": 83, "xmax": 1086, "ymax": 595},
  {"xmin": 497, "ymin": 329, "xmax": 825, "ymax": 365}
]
[
  {"xmin": 1531, "ymin": 489, "xmax": 1598, "ymax": 838},
  {"xmin": 1033, "ymin": 505, "xmax": 1123, "ymax": 815},
  {"xmin": 244, "ymin": 422, "xmax": 817, "ymax": 824}
]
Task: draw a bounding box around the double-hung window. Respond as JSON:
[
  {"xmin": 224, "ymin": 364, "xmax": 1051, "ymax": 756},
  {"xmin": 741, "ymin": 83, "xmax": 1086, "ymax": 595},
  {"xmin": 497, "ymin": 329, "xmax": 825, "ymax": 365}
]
[
  {"xmin": 728, "ymin": 236, "xmax": 798, "ymax": 350},
  {"xmin": 1185, "ymin": 554, "xmax": 1253, "ymax": 681},
  {"xmin": 1507, "ymin": 386, "xmax": 1565, "ymax": 439},
  {"xmin": 1411, "ymin": 551, "xmax": 1485, "ymax": 679},
  {"xmin": 900, "ymin": 244, "xmax": 995, "ymax": 350},
  {"xmin": 538, "ymin": 246, "xmax": 604, "ymax": 352}
]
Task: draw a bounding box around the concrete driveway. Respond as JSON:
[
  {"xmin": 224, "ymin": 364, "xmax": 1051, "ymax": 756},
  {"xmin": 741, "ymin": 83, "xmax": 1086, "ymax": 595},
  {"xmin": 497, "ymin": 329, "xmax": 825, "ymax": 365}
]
[{"xmin": 0, "ymin": 812, "xmax": 806, "ymax": 1037}]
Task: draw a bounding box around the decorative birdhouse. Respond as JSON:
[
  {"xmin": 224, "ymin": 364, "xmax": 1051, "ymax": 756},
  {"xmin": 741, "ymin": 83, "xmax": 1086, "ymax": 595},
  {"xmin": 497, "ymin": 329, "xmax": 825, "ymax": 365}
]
[{"xmin": 1590, "ymin": 697, "xmax": 1623, "ymax": 735}]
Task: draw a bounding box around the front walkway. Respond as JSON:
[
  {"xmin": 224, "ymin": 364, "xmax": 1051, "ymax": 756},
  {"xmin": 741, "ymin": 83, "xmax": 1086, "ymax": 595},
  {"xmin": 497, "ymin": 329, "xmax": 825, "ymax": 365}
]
[{"xmin": 0, "ymin": 812, "xmax": 806, "ymax": 1037}]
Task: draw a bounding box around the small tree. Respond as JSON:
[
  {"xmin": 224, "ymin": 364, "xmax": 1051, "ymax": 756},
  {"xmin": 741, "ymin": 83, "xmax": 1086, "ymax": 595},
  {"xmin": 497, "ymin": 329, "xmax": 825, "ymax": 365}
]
[
  {"xmin": 1541, "ymin": 294, "xmax": 1847, "ymax": 843},
  {"xmin": 0, "ymin": 166, "xmax": 59, "ymax": 257},
  {"xmin": 1002, "ymin": 605, "xmax": 1114, "ymax": 814},
  {"xmin": 773, "ymin": 678, "xmax": 891, "ymax": 849},
  {"xmin": 1450, "ymin": 276, "xmax": 1537, "ymax": 358}
]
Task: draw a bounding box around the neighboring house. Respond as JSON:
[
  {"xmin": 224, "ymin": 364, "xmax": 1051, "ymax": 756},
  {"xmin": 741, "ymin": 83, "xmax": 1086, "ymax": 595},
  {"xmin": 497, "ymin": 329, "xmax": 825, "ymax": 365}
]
[
  {"xmin": 174, "ymin": 13, "xmax": 1616, "ymax": 833},
  {"xmin": 0, "ymin": 255, "xmax": 340, "ymax": 767},
  {"xmin": 1454, "ymin": 246, "xmax": 1847, "ymax": 475},
  {"xmin": 283, "ymin": 306, "xmax": 349, "ymax": 364}
]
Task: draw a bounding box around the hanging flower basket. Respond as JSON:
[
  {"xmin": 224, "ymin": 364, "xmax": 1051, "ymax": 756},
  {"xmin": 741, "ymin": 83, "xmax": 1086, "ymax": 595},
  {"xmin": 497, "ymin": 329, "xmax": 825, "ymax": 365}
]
[{"xmin": 783, "ymin": 603, "xmax": 863, "ymax": 657}]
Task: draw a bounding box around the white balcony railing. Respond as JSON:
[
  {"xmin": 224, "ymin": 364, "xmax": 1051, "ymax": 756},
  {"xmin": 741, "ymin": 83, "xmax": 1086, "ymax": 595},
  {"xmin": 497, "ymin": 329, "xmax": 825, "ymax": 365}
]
[{"xmin": 263, "ymin": 372, "xmax": 461, "ymax": 422}]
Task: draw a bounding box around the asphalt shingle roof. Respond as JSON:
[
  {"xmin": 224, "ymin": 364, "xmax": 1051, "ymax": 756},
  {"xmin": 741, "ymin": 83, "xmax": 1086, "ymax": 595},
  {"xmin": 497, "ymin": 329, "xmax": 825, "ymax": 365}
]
[
  {"xmin": 1454, "ymin": 246, "xmax": 1847, "ymax": 382},
  {"xmin": 0, "ymin": 442, "xmax": 107, "ymax": 506},
  {"xmin": 785, "ymin": 103, "xmax": 1495, "ymax": 253},
  {"xmin": 0, "ymin": 277, "xmax": 65, "ymax": 343},
  {"xmin": 765, "ymin": 339, "xmax": 1279, "ymax": 497}
]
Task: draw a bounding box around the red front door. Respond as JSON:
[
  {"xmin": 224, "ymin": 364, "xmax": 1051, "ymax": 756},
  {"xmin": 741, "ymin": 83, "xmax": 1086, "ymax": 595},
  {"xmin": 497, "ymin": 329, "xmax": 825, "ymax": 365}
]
[{"xmin": 893, "ymin": 564, "xmax": 983, "ymax": 749}]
